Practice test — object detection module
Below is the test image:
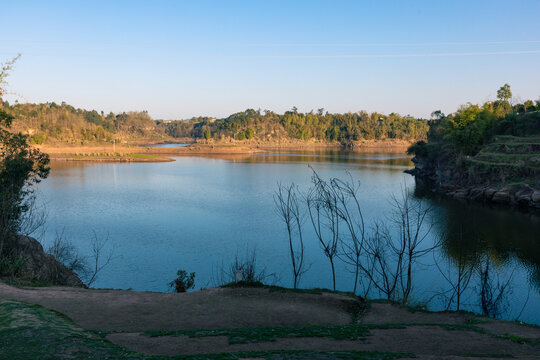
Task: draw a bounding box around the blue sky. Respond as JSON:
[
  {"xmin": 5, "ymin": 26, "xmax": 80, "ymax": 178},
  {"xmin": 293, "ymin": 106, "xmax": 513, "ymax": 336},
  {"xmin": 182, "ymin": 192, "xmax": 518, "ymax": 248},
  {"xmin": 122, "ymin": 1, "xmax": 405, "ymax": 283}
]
[{"xmin": 1, "ymin": 0, "xmax": 540, "ymax": 119}]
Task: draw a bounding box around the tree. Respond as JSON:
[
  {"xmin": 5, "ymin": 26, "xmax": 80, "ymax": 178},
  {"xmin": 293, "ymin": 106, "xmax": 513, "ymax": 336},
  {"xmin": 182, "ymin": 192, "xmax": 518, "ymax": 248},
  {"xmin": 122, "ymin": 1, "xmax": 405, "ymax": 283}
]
[
  {"xmin": 496, "ymin": 84, "xmax": 512, "ymax": 103},
  {"xmin": 331, "ymin": 176, "xmax": 366, "ymax": 295},
  {"xmin": 274, "ymin": 183, "xmax": 306, "ymax": 289},
  {"xmin": 359, "ymin": 190, "xmax": 436, "ymax": 303},
  {"xmin": 430, "ymin": 110, "xmax": 445, "ymax": 120},
  {"xmin": 0, "ymin": 56, "xmax": 50, "ymax": 257},
  {"xmin": 444, "ymin": 103, "xmax": 491, "ymax": 155},
  {"xmin": 236, "ymin": 130, "xmax": 246, "ymax": 140},
  {"xmin": 246, "ymin": 127, "xmax": 254, "ymax": 140},
  {"xmin": 203, "ymin": 129, "xmax": 211, "ymax": 140},
  {"xmin": 307, "ymin": 169, "xmax": 341, "ymax": 291}
]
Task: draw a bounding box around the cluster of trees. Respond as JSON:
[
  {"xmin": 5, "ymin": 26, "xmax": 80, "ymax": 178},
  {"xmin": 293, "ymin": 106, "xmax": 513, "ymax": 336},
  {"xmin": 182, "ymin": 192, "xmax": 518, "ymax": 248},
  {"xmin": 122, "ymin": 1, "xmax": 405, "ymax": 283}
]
[
  {"xmin": 164, "ymin": 108, "xmax": 429, "ymax": 143},
  {"xmin": 1, "ymin": 57, "xmax": 50, "ymax": 278},
  {"xmin": 1, "ymin": 57, "xmax": 114, "ymax": 285},
  {"xmin": 275, "ymin": 170, "xmax": 436, "ymax": 304},
  {"xmin": 276, "ymin": 171, "xmax": 519, "ymax": 318},
  {"xmin": 2, "ymin": 99, "xmax": 429, "ymax": 145},
  {"xmin": 409, "ymin": 84, "xmax": 540, "ymax": 157},
  {"xmin": 0, "ymin": 101, "xmax": 163, "ymax": 144}
]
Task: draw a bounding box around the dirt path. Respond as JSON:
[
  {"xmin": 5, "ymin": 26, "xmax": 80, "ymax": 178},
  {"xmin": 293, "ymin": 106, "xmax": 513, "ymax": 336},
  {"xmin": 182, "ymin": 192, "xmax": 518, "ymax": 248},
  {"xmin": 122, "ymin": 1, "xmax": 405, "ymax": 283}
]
[
  {"xmin": 0, "ymin": 283, "xmax": 354, "ymax": 331},
  {"xmin": 1, "ymin": 282, "xmax": 539, "ymax": 359}
]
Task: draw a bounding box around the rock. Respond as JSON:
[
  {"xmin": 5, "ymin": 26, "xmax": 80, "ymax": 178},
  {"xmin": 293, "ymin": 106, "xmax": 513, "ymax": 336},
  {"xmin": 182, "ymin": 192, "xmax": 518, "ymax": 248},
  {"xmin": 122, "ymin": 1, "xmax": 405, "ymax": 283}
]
[
  {"xmin": 484, "ymin": 188, "xmax": 497, "ymax": 201},
  {"xmin": 469, "ymin": 187, "xmax": 485, "ymax": 201},
  {"xmin": 532, "ymin": 191, "xmax": 540, "ymax": 204},
  {"xmin": 492, "ymin": 191, "xmax": 510, "ymax": 204},
  {"xmin": 4, "ymin": 236, "xmax": 85, "ymax": 287},
  {"xmin": 514, "ymin": 185, "xmax": 534, "ymax": 206},
  {"xmin": 452, "ymin": 189, "xmax": 469, "ymax": 199}
]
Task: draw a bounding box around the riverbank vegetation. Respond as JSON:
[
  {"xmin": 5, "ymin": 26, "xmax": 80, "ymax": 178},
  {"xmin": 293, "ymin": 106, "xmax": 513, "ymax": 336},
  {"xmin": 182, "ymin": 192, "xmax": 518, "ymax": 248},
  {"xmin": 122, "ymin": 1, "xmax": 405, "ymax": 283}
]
[
  {"xmin": 0, "ymin": 58, "xmax": 50, "ymax": 280},
  {"xmin": 0, "ymin": 100, "xmax": 429, "ymax": 145},
  {"xmin": 407, "ymin": 84, "xmax": 540, "ymax": 208},
  {"xmin": 163, "ymin": 108, "xmax": 429, "ymax": 143}
]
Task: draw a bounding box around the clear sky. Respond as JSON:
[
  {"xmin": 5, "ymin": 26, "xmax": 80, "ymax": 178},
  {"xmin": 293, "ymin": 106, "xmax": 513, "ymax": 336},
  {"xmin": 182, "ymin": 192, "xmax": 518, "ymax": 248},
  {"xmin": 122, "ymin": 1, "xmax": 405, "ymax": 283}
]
[{"xmin": 2, "ymin": 0, "xmax": 540, "ymax": 119}]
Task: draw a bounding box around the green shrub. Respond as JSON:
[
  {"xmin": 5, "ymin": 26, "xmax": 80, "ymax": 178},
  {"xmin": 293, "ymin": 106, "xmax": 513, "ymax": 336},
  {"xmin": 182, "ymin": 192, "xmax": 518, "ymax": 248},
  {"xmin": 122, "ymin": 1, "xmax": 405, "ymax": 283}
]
[
  {"xmin": 31, "ymin": 132, "xmax": 47, "ymax": 145},
  {"xmin": 169, "ymin": 270, "xmax": 195, "ymax": 293}
]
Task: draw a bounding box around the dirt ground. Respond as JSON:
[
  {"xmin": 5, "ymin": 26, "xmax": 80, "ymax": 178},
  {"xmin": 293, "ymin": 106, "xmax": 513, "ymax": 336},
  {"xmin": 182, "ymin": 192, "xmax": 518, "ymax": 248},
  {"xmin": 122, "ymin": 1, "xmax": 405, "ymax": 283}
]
[{"xmin": 1, "ymin": 282, "xmax": 538, "ymax": 359}]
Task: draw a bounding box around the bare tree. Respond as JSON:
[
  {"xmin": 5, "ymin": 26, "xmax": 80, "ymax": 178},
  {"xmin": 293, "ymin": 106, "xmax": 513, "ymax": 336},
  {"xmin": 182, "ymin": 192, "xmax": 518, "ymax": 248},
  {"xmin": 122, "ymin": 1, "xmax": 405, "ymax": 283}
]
[
  {"xmin": 85, "ymin": 231, "xmax": 114, "ymax": 287},
  {"xmin": 46, "ymin": 230, "xmax": 114, "ymax": 288},
  {"xmin": 359, "ymin": 189, "xmax": 436, "ymax": 303},
  {"xmin": 390, "ymin": 189, "xmax": 436, "ymax": 304},
  {"xmin": 47, "ymin": 229, "xmax": 88, "ymax": 280},
  {"xmin": 331, "ymin": 175, "xmax": 366, "ymax": 295},
  {"xmin": 274, "ymin": 182, "xmax": 306, "ymax": 289},
  {"xmin": 211, "ymin": 248, "xmax": 278, "ymax": 286},
  {"xmin": 434, "ymin": 226, "xmax": 477, "ymax": 311},
  {"xmin": 307, "ymin": 169, "xmax": 340, "ymax": 291},
  {"xmin": 478, "ymin": 255, "xmax": 513, "ymax": 318}
]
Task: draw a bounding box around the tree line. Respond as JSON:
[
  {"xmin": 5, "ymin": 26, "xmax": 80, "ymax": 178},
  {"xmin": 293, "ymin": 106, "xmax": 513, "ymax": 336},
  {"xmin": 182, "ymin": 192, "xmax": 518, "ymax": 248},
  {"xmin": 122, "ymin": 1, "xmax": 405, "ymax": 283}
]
[
  {"xmin": 408, "ymin": 84, "xmax": 540, "ymax": 158},
  {"xmin": 163, "ymin": 108, "xmax": 429, "ymax": 143},
  {"xmin": 0, "ymin": 100, "xmax": 162, "ymax": 144}
]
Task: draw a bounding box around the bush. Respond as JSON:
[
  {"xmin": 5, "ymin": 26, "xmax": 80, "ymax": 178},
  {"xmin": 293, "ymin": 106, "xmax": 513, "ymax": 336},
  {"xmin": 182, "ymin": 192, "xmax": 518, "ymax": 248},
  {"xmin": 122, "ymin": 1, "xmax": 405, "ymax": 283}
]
[
  {"xmin": 203, "ymin": 129, "xmax": 211, "ymax": 140},
  {"xmin": 169, "ymin": 270, "xmax": 195, "ymax": 293},
  {"xmin": 31, "ymin": 132, "xmax": 47, "ymax": 145},
  {"xmin": 407, "ymin": 140, "xmax": 427, "ymax": 156}
]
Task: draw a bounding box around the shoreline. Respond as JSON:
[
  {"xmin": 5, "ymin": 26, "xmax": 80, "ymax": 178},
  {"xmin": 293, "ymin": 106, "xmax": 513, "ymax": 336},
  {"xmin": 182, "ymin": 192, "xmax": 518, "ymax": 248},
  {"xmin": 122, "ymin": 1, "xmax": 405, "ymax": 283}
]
[{"xmin": 37, "ymin": 139, "xmax": 412, "ymax": 163}]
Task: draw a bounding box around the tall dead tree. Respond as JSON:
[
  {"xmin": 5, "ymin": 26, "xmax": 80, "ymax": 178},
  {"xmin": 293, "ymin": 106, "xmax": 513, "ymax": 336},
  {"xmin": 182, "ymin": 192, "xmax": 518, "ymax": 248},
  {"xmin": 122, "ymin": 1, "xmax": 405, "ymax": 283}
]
[
  {"xmin": 274, "ymin": 182, "xmax": 306, "ymax": 289},
  {"xmin": 307, "ymin": 169, "xmax": 340, "ymax": 291}
]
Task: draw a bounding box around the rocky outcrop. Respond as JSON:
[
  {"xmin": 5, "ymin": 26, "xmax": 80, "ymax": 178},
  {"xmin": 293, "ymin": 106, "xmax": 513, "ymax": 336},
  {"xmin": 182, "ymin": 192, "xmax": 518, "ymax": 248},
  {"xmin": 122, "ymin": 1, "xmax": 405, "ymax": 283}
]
[
  {"xmin": 4, "ymin": 236, "xmax": 85, "ymax": 287},
  {"xmin": 406, "ymin": 153, "xmax": 540, "ymax": 210}
]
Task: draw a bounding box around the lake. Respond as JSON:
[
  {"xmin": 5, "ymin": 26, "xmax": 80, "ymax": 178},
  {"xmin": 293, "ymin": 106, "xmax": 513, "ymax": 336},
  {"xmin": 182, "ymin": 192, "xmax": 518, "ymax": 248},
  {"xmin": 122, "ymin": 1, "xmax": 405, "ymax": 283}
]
[{"xmin": 36, "ymin": 150, "xmax": 540, "ymax": 324}]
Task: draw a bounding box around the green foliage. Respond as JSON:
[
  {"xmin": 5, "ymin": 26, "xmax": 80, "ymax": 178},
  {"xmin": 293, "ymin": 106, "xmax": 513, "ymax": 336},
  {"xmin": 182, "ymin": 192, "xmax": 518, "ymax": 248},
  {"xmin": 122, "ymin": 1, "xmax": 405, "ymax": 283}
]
[
  {"xmin": 147, "ymin": 323, "xmax": 372, "ymax": 344},
  {"xmin": 2, "ymin": 101, "xmax": 161, "ymax": 144},
  {"xmin": 0, "ymin": 55, "xmax": 20, "ymax": 97},
  {"xmin": 169, "ymin": 269, "xmax": 195, "ymax": 293},
  {"xmin": 497, "ymin": 84, "xmax": 512, "ymax": 102},
  {"xmin": 164, "ymin": 109, "xmax": 428, "ymax": 143},
  {"xmin": 203, "ymin": 128, "xmax": 211, "ymax": 140},
  {"xmin": 1, "ymin": 58, "xmax": 50, "ymax": 256},
  {"xmin": 236, "ymin": 130, "xmax": 246, "ymax": 140},
  {"xmin": 443, "ymin": 103, "xmax": 496, "ymax": 155},
  {"xmin": 0, "ymin": 252, "xmax": 26, "ymax": 279},
  {"xmin": 30, "ymin": 131, "xmax": 47, "ymax": 144},
  {"xmin": 408, "ymin": 85, "xmax": 540, "ymax": 162},
  {"xmin": 246, "ymin": 127, "xmax": 254, "ymax": 139}
]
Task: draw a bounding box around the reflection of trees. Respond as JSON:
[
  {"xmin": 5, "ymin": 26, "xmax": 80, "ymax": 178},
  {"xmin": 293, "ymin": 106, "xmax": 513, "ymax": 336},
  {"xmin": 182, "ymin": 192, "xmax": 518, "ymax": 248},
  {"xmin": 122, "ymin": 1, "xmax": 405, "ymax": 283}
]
[
  {"xmin": 434, "ymin": 226, "xmax": 478, "ymax": 311},
  {"xmin": 239, "ymin": 151, "xmax": 413, "ymax": 168},
  {"xmin": 419, "ymin": 188, "xmax": 540, "ymax": 290}
]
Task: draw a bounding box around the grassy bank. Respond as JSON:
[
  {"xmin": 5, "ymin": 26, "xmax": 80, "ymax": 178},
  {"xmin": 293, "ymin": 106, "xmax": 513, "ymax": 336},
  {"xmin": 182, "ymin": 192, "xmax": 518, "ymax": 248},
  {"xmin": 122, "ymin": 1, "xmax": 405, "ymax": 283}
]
[
  {"xmin": 1, "ymin": 282, "xmax": 539, "ymax": 359},
  {"xmin": 0, "ymin": 300, "xmax": 413, "ymax": 360}
]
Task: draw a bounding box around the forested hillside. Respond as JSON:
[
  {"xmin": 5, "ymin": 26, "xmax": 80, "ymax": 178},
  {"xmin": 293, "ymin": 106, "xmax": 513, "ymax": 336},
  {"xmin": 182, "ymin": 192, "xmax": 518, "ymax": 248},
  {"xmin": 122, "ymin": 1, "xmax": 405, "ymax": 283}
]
[
  {"xmin": 163, "ymin": 108, "xmax": 428, "ymax": 143},
  {"xmin": 0, "ymin": 100, "xmax": 429, "ymax": 145},
  {"xmin": 0, "ymin": 101, "xmax": 165, "ymax": 144},
  {"xmin": 408, "ymin": 84, "xmax": 540, "ymax": 208}
]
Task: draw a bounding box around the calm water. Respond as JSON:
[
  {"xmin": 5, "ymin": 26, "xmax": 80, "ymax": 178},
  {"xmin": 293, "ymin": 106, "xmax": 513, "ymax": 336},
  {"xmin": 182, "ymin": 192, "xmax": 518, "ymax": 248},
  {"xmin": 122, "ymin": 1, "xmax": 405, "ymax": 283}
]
[
  {"xmin": 146, "ymin": 143, "xmax": 189, "ymax": 148},
  {"xmin": 36, "ymin": 151, "xmax": 540, "ymax": 324}
]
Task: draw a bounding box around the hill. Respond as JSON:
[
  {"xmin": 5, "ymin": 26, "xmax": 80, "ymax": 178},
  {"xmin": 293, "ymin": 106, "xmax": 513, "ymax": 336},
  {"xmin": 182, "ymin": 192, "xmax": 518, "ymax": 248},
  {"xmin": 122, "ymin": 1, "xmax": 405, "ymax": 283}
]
[
  {"xmin": 407, "ymin": 97, "xmax": 540, "ymax": 209},
  {"xmin": 0, "ymin": 100, "xmax": 429, "ymax": 146}
]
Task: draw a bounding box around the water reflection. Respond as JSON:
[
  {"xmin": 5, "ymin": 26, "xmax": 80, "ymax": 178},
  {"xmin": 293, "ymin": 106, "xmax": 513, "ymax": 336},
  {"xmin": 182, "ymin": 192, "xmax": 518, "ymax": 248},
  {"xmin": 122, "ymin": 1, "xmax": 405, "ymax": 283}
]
[
  {"xmin": 40, "ymin": 149, "xmax": 539, "ymax": 324},
  {"xmin": 417, "ymin": 188, "xmax": 540, "ymax": 291}
]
